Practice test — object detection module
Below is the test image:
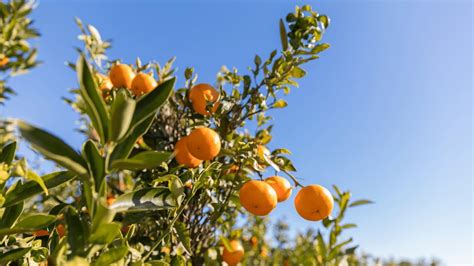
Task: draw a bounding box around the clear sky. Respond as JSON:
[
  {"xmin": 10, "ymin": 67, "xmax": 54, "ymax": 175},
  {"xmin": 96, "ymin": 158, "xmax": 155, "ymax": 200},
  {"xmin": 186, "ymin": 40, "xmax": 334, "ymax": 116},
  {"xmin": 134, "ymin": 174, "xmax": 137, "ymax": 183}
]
[{"xmin": 1, "ymin": 0, "xmax": 471, "ymax": 264}]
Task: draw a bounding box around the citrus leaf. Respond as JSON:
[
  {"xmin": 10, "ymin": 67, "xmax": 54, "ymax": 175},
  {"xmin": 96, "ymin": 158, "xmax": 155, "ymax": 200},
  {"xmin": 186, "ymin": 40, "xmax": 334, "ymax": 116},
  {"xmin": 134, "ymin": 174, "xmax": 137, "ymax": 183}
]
[
  {"xmin": 17, "ymin": 121, "xmax": 88, "ymax": 176},
  {"xmin": 0, "ymin": 141, "xmax": 17, "ymax": 165},
  {"xmin": 82, "ymin": 140, "xmax": 105, "ymax": 193},
  {"xmin": 349, "ymin": 199, "xmax": 373, "ymax": 207},
  {"xmin": 279, "ymin": 19, "xmax": 289, "ymax": 51},
  {"xmin": 111, "ymin": 151, "xmax": 173, "ymax": 170},
  {"xmin": 110, "ymin": 89, "xmax": 136, "ymax": 141},
  {"xmin": 25, "ymin": 170, "xmax": 48, "ymax": 195},
  {"xmin": 0, "ymin": 247, "xmax": 32, "ymax": 263},
  {"xmin": 15, "ymin": 214, "xmax": 56, "ymax": 229},
  {"xmin": 89, "ymin": 223, "xmax": 121, "ymax": 244},
  {"xmin": 93, "ymin": 245, "xmax": 128, "ymax": 266},
  {"xmin": 109, "ymin": 115, "xmax": 154, "ymax": 164},
  {"xmin": 3, "ymin": 171, "xmax": 75, "ymax": 207},
  {"xmin": 273, "ymin": 99, "xmax": 288, "ymax": 109},
  {"xmin": 76, "ymin": 55, "xmax": 110, "ymax": 143},
  {"xmin": 109, "ymin": 188, "xmax": 177, "ymax": 212},
  {"xmin": 129, "ymin": 78, "xmax": 175, "ymax": 134},
  {"xmin": 0, "ymin": 202, "xmax": 23, "ymax": 229}
]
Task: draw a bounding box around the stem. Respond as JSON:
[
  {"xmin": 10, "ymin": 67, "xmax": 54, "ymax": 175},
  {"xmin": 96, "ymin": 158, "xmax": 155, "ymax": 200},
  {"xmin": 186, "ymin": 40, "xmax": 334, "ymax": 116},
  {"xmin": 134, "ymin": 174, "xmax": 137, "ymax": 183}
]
[{"xmin": 281, "ymin": 169, "xmax": 304, "ymax": 187}]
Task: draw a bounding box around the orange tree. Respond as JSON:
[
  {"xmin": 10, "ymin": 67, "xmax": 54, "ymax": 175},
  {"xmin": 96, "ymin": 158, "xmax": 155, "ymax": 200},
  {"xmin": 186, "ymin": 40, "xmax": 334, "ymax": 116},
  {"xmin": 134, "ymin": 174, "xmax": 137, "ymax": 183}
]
[
  {"xmin": 0, "ymin": 4, "xmax": 372, "ymax": 265},
  {"xmin": 0, "ymin": 0, "xmax": 40, "ymax": 145}
]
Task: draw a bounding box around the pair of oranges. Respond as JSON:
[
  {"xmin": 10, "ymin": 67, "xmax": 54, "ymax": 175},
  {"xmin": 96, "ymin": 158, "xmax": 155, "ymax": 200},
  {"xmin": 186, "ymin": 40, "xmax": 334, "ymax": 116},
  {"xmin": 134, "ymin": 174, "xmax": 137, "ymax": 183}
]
[
  {"xmin": 174, "ymin": 127, "xmax": 221, "ymax": 167},
  {"xmin": 239, "ymin": 176, "xmax": 292, "ymax": 216},
  {"xmin": 240, "ymin": 177, "xmax": 334, "ymax": 222},
  {"xmin": 96, "ymin": 63, "xmax": 158, "ymax": 96}
]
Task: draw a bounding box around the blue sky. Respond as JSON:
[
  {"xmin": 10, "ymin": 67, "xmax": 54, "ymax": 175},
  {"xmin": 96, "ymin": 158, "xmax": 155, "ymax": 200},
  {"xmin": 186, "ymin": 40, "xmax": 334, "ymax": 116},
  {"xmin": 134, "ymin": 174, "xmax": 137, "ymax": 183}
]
[{"xmin": 1, "ymin": 0, "xmax": 471, "ymax": 264}]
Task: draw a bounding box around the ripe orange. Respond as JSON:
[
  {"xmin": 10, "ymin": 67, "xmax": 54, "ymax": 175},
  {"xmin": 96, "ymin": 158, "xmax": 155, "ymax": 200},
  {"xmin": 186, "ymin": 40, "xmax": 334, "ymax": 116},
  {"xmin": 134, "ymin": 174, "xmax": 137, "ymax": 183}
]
[
  {"xmin": 189, "ymin": 83, "xmax": 220, "ymax": 115},
  {"xmin": 260, "ymin": 246, "xmax": 268, "ymax": 258},
  {"xmin": 107, "ymin": 195, "xmax": 116, "ymax": 206},
  {"xmin": 0, "ymin": 57, "xmax": 9, "ymax": 67},
  {"xmin": 34, "ymin": 229, "xmax": 49, "ymax": 237},
  {"xmin": 161, "ymin": 246, "xmax": 171, "ymax": 254},
  {"xmin": 56, "ymin": 224, "xmax": 65, "ymax": 238},
  {"xmin": 294, "ymin": 185, "xmax": 334, "ymax": 221},
  {"xmin": 250, "ymin": 236, "xmax": 258, "ymax": 247},
  {"xmin": 131, "ymin": 72, "xmax": 157, "ymax": 96},
  {"xmin": 222, "ymin": 240, "xmax": 244, "ymax": 266},
  {"xmin": 186, "ymin": 127, "xmax": 221, "ymax": 160},
  {"xmin": 239, "ymin": 180, "xmax": 277, "ymax": 216},
  {"xmin": 96, "ymin": 73, "xmax": 113, "ymax": 90},
  {"xmin": 174, "ymin": 136, "xmax": 202, "ymax": 168},
  {"xmin": 109, "ymin": 64, "xmax": 135, "ymax": 89},
  {"xmin": 265, "ymin": 176, "xmax": 292, "ymax": 202}
]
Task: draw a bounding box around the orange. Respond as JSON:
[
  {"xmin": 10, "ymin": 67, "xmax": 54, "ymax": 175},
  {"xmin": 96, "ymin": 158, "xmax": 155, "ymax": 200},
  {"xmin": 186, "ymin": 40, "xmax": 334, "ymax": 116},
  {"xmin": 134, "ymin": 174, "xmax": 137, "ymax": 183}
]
[
  {"xmin": 0, "ymin": 57, "xmax": 9, "ymax": 67},
  {"xmin": 161, "ymin": 246, "xmax": 171, "ymax": 254},
  {"xmin": 174, "ymin": 137, "xmax": 202, "ymax": 168},
  {"xmin": 294, "ymin": 185, "xmax": 334, "ymax": 221},
  {"xmin": 96, "ymin": 73, "xmax": 113, "ymax": 90},
  {"xmin": 109, "ymin": 64, "xmax": 135, "ymax": 89},
  {"xmin": 250, "ymin": 236, "xmax": 258, "ymax": 247},
  {"xmin": 131, "ymin": 72, "xmax": 157, "ymax": 96},
  {"xmin": 222, "ymin": 240, "xmax": 244, "ymax": 266},
  {"xmin": 107, "ymin": 195, "xmax": 115, "ymax": 206},
  {"xmin": 186, "ymin": 127, "xmax": 221, "ymax": 160},
  {"xmin": 189, "ymin": 83, "xmax": 220, "ymax": 115},
  {"xmin": 260, "ymin": 246, "xmax": 268, "ymax": 258},
  {"xmin": 34, "ymin": 229, "xmax": 49, "ymax": 237},
  {"xmin": 239, "ymin": 180, "xmax": 277, "ymax": 216},
  {"xmin": 265, "ymin": 176, "xmax": 292, "ymax": 202},
  {"xmin": 56, "ymin": 224, "xmax": 65, "ymax": 238}
]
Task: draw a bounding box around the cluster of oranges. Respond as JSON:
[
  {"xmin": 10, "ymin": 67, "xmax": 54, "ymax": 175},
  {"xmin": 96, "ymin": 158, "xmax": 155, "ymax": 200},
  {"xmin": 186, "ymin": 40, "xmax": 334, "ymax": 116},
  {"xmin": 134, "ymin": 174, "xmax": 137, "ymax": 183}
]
[
  {"xmin": 95, "ymin": 63, "xmax": 158, "ymax": 96},
  {"xmin": 174, "ymin": 83, "xmax": 221, "ymax": 167},
  {"xmin": 240, "ymin": 176, "xmax": 334, "ymax": 222}
]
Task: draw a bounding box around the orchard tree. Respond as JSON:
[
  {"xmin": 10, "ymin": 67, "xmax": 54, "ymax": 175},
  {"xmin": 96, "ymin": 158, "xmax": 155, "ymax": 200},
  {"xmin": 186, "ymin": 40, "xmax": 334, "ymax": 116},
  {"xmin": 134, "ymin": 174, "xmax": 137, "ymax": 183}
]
[{"xmin": 0, "ymin": 4, "xmax": 374, "ymax": 265}]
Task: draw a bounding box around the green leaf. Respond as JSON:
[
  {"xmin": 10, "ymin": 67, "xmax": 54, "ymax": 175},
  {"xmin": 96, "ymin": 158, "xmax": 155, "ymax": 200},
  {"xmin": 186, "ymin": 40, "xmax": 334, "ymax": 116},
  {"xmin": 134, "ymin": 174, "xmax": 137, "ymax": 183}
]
[
  {"xmin": 111, "ymin": 151, "xmax": 172, "ymax": 171},
  {"xmin": 345, "ymin": 245, "xmax": 358, "ymax": 255},
  {"xmin": 0, "ymin": 202, "xmax": 23, "ymax": 229},
  {"xmin": 0, "ymin": 141, "xmax": 17, "ymax": 165},
  {"xmin": 15, "ymin": 214, "xmax": 56, "ymax": 229},
  {"xmin": 91, "ymin": 201, "xmax": 116, "ymax": 233},
  {"xmin": 76, "ymin": 55, "xmax": 110, "ymax": 143},
  {"xmin": 219, "ymin": 236, "xmax": 232, "ymax": 251},
  {"xmin": 109, "ymin": 115, "xmax": 155, "ymax": 163},
  {"xmin": 0, "ymin": 247, "xmax": 32, "ymax": 263},
  {"xmin": 312, "ymin": 43, "xmax": 330, "ymax": 54},
  {"xmin": 129, "ymin": 78, "xmax": 175, "ymax": 134},
  {"xmin": 82, "ymin": 140, "xmax": 105, "ymax": 193},
  {"xmin": 279, "ymin": 19, "xmax": 289, "ymax": 51},
  {"xmin": 349, "ymin": 199, "xmax": 373, "ymax": 207},
  {"xmin": 89, "ymin": 223, "xmax": 121, "ymax": 244},
  {"xmin": 273, "ymin": 99, "xmax": 288, "ymax": 109},
  {"xmin": 25, "ymin": 170, "xmax": 48, "ymax": 195},
  {"xmin": 65, "ymin": 207, "xmax": 88, "ymax": 256},
  {"xmin": 341, "ymin": 223, "xmax": 357, "ymax": 229},
  {"xmin": 109, "ymin": 188, "xmax": 177, "ymax": 212},
  {"xmin": 17, "ymin": 121, "xmax": 88, "ymax": 176},
  {"xmin": 3, "ymin": 171, "xmax": 75, "ymax": 207},
  {"xmin": 290, "ymin": 66, "xmax": 306, "ymax": 78},
  {"xmin": 93, "ymin": 245, "xmax": 128, "ymax": 265},
  {"xmin": 110, "ymin": 89, "xmax": 136, "ymax": 141},
  {"xmin": 175, "ymin": 222, "xmax": 191, "ymax": 253}
]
